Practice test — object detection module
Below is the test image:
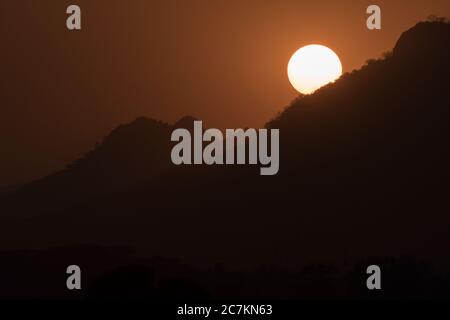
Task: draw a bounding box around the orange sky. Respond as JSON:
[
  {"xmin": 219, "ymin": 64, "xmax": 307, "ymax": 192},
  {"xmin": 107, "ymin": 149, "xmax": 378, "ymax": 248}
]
[{"xmin": 1, "ymin": 0, "xmax": 449, "ymax": 186}]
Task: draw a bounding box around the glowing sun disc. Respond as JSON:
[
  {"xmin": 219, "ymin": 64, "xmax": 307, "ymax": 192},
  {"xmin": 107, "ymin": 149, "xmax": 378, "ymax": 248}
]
[{"xmin": 288, "ymin": 44, "xmax": 342, "ymax": 94}]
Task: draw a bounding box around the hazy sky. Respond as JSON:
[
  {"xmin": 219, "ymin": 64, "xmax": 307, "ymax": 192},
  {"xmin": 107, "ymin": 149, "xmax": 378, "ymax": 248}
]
[{"xmin": 1, "ymin": 0, "xmax": 449, "ymax": 186}]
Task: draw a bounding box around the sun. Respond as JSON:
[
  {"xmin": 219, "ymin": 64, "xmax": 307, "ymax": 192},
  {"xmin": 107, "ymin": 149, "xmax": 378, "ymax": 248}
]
[{"xmin": 287, "ymin": 44, "xmax": 342, "ymax": 94}]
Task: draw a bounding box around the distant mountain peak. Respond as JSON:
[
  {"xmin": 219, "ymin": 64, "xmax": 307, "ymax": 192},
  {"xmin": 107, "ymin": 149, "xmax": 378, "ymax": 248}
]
[{"xmin": 174, "ymin": 116, "xmax": 199, "ymax": 128}]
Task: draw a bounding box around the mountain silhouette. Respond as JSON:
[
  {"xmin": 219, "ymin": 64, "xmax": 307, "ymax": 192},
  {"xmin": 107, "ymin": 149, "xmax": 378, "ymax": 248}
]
[
  {"xmin": 1, "ymin": 20, "xmax": 450, "ymax": 276},
  {"xmin": 174, "ymin": 115, "xmax": 200, "ymax": 129},
  {"xmin": 1, "ymin": 117, "xmax": 175, "ymax": 213}
]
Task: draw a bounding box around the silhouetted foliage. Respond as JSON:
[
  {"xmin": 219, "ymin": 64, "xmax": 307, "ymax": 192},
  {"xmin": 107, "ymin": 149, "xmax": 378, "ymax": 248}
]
[{"xmin": 0, "ymin": 246, "xmax": 448, "ymax": 299}]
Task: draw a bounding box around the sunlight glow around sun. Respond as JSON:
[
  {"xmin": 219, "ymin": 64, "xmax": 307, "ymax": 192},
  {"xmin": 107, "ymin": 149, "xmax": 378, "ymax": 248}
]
[{"xmin": 288, "ymin": 45, "xmax": 343, "ymax": 94}]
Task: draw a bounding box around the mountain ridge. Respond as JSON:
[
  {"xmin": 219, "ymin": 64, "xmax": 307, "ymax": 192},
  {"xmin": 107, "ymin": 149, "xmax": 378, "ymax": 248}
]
[{"xmin": 1, "ymin": 20, "xmax": 450, "ymax": 267}]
